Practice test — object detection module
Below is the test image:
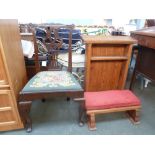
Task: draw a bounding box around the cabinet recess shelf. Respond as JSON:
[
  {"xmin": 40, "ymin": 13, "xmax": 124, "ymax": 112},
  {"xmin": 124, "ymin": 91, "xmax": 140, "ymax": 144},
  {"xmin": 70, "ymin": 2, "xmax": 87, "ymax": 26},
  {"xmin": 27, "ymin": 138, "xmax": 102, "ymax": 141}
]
[
  {"xmin": 91, "ymin": 56, "xmax": 128, "ymax": 61},
  {"xmin": 82, "ymin": 35, "xmax": 136, "ymax": 91}
]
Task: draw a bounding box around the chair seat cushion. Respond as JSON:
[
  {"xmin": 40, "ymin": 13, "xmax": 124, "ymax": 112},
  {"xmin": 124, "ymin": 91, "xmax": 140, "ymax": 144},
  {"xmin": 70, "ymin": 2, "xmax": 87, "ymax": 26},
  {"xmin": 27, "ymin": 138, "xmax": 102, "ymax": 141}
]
[
  {"xmin": 21, "ymin": 71, "xmax": 83, "ymax": 93},
  {"xmin": 84, "ymin": 90, "xmax": 141, "ymax": 110}
]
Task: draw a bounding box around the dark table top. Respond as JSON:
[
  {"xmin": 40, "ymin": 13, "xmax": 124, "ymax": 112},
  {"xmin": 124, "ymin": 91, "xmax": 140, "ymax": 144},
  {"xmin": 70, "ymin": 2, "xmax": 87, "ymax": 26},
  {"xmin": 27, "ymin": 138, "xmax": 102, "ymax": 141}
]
[
  {"xmin": 130, "ymin": 26, "xmax": 155, "ymax": 49},
  {"xmin": 130, "ymin": 26, "xmax": 155, "ymax": 37}
]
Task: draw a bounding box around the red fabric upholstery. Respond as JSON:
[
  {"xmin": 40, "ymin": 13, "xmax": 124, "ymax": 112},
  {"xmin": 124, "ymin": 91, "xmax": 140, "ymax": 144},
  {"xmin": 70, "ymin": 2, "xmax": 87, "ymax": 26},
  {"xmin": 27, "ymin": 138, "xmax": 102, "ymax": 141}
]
[{"xmin": 84, "ymin": 90, "xmax": 141, "ymax": 110}]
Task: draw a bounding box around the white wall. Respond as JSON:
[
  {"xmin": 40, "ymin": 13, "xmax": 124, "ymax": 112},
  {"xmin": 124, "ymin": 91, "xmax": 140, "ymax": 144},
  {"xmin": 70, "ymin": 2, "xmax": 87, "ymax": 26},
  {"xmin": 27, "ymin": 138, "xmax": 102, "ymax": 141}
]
[{"xmin": 0, "ymin": 0, "xmax": 154, "ymax": 24}]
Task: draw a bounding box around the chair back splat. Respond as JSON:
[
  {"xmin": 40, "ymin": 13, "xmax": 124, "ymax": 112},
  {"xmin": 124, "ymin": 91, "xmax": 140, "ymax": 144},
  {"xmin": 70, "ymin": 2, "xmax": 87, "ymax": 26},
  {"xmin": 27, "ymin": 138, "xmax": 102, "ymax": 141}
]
[{"xmin": 33, "ymin": 24, "xmax": 75, "ymax": 72}]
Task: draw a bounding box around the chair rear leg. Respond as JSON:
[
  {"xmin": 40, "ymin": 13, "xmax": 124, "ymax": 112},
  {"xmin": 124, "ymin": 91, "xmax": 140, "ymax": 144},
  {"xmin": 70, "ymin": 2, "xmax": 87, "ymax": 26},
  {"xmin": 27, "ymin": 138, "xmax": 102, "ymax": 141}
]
[
  {"xmin": 42, "ymin": 98, "xmax": 46, "ymax": 102},
  {"xmin": 67, "ymin": 97, "xmax": 70, "ymax": 101},
  {"xmin": 79, "ymin": 101, "xmax": 86, "ymax": 126}
]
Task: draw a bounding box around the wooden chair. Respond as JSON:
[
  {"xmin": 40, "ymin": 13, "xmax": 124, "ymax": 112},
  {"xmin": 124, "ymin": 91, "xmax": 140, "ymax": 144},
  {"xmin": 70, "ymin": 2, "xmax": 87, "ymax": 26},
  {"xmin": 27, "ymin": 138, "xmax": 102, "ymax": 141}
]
[
  {"xmin": 19, "ymin": 25, "xmax": 83, "ymax": 132},
  {"xmin": 78, "ymin": 90, "xmax": 141, "ymax": 130}
]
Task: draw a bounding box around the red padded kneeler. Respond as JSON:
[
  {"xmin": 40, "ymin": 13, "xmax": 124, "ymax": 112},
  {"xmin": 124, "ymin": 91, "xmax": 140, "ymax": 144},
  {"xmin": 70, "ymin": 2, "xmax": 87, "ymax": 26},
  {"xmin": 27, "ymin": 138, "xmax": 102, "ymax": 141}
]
[{"xmin": 84, "ymin": 90, "xmax": 141, "ymax": 110}]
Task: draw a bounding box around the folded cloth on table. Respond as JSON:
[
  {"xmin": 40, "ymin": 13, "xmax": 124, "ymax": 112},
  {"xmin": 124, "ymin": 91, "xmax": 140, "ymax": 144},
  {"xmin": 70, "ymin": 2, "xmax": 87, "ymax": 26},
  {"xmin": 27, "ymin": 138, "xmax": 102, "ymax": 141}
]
[{"xmin": 21, "ymin": 40, "xmax": 34, "ymax": 58}]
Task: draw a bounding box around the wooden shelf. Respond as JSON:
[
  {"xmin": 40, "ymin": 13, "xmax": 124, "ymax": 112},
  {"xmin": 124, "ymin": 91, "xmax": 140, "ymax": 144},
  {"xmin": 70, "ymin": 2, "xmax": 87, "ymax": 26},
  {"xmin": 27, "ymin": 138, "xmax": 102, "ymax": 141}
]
[
  {"xmin": 0, "ymin": 107, "xmax": 12, "ymax": 112},
  {"xmin": 91, "ymin": 56, "xmax": 128, "ymax": 61},
  {"xmin": 0, "ymin": 85, "xmax": 10, "ymax": 89},
  {"xmin": 0, "ymin": 121, "xmax": 16, "ymax": 126}
]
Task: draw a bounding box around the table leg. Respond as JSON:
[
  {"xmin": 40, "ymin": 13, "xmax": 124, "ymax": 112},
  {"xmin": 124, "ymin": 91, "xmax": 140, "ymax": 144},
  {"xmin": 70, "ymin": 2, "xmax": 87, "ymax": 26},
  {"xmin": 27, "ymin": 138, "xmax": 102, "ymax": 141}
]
[{"xmin": 129, "ymin": 69, "xmax": 137, "ymax": 90}]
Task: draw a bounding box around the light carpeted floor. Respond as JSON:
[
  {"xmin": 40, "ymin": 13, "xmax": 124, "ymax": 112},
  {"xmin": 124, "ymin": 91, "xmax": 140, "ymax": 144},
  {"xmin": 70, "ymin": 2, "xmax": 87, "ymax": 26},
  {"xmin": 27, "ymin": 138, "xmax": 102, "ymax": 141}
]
[
  {"xmin": 1, "ymin": 55, "xmax": 155, "ymax": 135},
  {"xmin": 1, "ymin": 75, "xmax": 155, "ymax": 135}
]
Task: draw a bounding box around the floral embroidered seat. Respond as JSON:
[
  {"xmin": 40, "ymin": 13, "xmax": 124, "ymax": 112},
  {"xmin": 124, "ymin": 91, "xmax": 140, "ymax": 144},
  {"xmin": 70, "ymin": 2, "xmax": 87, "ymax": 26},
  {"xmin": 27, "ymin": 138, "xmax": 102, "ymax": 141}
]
[
  {"xmin": 19, "ymin": 70, "xmax": 83, "ymax": 132},
  {"xmin": 22, "ymin": 71, "xmax": 82, "ymax": 93}
]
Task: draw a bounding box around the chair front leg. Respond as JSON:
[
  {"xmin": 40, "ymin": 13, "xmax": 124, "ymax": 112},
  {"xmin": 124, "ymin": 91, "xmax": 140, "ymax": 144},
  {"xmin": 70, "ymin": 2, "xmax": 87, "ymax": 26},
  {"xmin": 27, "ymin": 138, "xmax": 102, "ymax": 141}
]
[{"xmin": 19, "ymin": 101, "xmax": 32, "ymax": 132}]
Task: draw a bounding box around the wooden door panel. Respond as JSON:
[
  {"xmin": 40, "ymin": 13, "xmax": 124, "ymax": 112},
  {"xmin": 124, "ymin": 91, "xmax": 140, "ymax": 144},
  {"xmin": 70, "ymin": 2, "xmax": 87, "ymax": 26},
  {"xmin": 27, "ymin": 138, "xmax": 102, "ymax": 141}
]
[
  {"xmin": 0, "ymin": 90, "xmax": 13, "ymax": 108},
  {"xmin": 92, "ymin": 44, "xmax": 126, "ymax": 57},
  {"xmin": 0, "ymin": 110, "xmax": 16, "ymax": 123},
  {"xmin": 88, "ymin": 61, "xmax": 123, "ymax": 91},
  {"xmin": 0, "ymin": 46, "xmax": 8, "ymax": 85}
]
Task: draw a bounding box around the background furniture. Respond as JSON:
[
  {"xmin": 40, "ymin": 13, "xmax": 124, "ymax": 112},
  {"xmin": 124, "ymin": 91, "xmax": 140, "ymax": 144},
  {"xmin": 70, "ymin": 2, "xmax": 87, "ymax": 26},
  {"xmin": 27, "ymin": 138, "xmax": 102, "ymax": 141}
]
[
  {"xmin": 82, "ymin": 35, "xmax": 136, "ymax": 91},
  {"xmin": 21, "ymin": 33, "xmax": 34, "ymax": 41},
  {"xmin": 21, "ymin": 32, "xmax": 48, "ymax": 79},
  {"xmin": 21, "ymin": 32, "xmax": 37, "ymax": 79},
  {"xmin": 0, "ymin": 19, "xmax": 27, "ymax": 131},
  {"xmin": 130, "ymin": 26, "xmax": 155, "ymax": 90}
]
